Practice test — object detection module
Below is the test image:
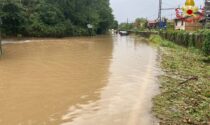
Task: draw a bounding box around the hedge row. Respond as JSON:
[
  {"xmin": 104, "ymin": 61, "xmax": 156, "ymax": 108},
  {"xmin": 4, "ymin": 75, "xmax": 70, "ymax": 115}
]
[{"xmin": 159, "ymin": 30, "xmax": 210, "ymax": 55}]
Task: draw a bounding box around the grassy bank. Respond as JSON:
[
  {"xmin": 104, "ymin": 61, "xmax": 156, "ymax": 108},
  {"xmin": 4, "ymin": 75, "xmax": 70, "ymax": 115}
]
[
  {"xmin": 150, "ymin": 35, "xmax": 210, "ymax": 124},
  {"xmin": 159, "ymin": 30, "xmax": 210, "ymax": 55}
]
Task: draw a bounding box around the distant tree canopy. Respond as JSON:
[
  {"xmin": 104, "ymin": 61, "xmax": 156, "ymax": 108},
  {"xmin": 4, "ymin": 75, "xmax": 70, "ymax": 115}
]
[
  {"xmin": 118, "ymin": 23, "xmax": 134, "ymax": 31},
  {"xmin": 118, "ymin": 18, "xmax": 148, "ymax": 31},
  {"xmin": 0, "ymin": 0, "xmax": 116, "ymax": 37},
  {"xmin": 134, "ymin": 18, "xmax": 147, "ymax": 30}
]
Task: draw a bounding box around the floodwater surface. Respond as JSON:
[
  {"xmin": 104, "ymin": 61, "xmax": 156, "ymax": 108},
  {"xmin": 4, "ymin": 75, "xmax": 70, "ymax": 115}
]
[{"xmin": 0, "ymin": 35, "xmax": 159, "ymax": 125}]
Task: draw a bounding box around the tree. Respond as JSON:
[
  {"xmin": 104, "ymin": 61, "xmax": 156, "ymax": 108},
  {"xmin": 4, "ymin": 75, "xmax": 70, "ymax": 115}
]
[
  {"xmin": 1, "ymin": 1, "xmax": 25, "ymax": 35},
  {"xmin": 134, "ymin": 18, "xmax": 147, "ymax": 30},
  {"xmin": 0, "ymin": 0, "xmax": 116, "ymax": 37},
  {"xmin": 111, "ymin": 20, "xmax": 118, "ymax": 29}
]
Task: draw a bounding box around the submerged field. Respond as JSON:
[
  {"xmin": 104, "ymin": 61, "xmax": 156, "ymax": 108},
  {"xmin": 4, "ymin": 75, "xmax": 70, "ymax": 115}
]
[{"xmin": 150, "ymin": 35, "xmax": 210, "ymax": 124}]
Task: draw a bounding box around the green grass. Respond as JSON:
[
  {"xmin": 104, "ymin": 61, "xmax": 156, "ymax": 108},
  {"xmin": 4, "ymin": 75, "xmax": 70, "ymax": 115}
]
[
  {"xmin": 150, "ymin": 35, "xmax": 210, "ymax": 124},
  {"xmin": 149, "ymin": 35, "xmax": 176, "ymax": 48}
]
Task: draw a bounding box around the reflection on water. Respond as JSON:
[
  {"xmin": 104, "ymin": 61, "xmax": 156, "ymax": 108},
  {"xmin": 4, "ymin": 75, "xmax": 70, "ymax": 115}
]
[{"xmin": 0, "ymin": 35, "xmax": 159, "ymax": 125}]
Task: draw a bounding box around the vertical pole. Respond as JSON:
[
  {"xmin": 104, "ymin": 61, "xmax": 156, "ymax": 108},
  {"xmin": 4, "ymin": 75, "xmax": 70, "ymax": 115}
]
[
  {"xmin": 204, "ymin": 0, "xmax": 207, "ymax": 28},
  {"xmin": 204, "ymin": 0, "xmax": 209, "ymax": 29},
  {"xmin": 0, "ymin": 17, "xmax": 2, "ymax": 56},
  {"xmin": 158, "ymin": 0, "xmax": 162, "ymax": 21},
  {"xmin": 0, "ymin": 33, "xmax": 2, "ymax": 56},
  {"xmin": 158, "ymin": 0, "xmax": 162, "ymax": 29},
  {"xmin": 0, "ymin": 1, "xmax": 3, "ymax": 56}
]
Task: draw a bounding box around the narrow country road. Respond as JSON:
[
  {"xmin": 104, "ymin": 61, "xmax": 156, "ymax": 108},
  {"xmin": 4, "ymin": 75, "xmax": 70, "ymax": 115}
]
[{"xmin": 0, "ymin": 35, "xmax": 160, "ymax": 125}]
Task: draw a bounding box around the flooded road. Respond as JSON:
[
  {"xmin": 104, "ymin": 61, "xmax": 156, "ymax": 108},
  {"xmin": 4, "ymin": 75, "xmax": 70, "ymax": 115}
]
[{"xmin": 0, "ymin": 35, "xmax": 159, "ymax": 125}]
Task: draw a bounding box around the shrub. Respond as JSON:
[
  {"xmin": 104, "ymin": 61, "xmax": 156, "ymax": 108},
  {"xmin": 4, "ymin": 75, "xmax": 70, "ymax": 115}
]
[
  {"xmin": 203, "ymin": 32, "xmax": 210, "ymax": 55},
  {"xmin": 188, "ymin": 33, "xmax": 195, "ymax": 47},
  {"xmin": 160, "ymin": 30, "xmax": 210, "ymax": 55},
  {"xmin": 150, "ymin": 35, "xmax": 176, "ymax": 48}
]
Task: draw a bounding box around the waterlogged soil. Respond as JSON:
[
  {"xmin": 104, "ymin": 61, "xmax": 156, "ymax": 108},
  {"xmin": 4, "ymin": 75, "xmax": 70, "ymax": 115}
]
[{"xmin": 0, "ymin": 35, "xmax": 160, "ymax": 125}]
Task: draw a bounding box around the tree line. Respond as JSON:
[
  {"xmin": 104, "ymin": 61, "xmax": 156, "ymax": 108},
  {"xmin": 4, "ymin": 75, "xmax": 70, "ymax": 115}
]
[
  {"xmin": 0, "ymin": 0, "xmax": 117, "ymax": 37},
  {"xmin": 118, "ymin": 18, "xmax": 148, "ymax": 31}
]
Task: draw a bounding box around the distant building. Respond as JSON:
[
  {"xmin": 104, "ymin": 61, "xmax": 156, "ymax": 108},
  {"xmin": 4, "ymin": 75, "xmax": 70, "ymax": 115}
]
[
  {"xmin": 174, "ymin": 18, "xmax": 203, "ymax": 31},
  {"xmin": 147, "ymin": 20, "xmax": 158, "ymax": 29},
  {"xmin": 147, "ymin": 19, "xmax": 167, "ymax": 29}
]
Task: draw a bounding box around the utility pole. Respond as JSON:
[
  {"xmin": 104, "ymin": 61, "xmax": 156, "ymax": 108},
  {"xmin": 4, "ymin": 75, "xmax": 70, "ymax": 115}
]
[
  {"xmin": 0, "ymin": 17, "xmax": 2, "ymax": 56},
  {"xmin": 158, "ymin": 0, "xmax": 163, "ymax": 29},
  {"xmin": 158, "ymin": 0, "xmax": 162, "ymax": 22},
  {"xmin": 0, "ymin": 1, "xmax": 3, "ymax": 56},
  {"xmin": 205, "ymin": 0, "xmax": 210, "ymax": 28},
  {"xmin": 158, "ymin": 0, "xmax": 177, "ymax": 29}
]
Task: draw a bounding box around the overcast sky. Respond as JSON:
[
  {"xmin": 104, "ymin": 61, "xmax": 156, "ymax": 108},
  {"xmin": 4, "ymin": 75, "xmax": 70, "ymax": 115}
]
[{"xmin": 110, "ymin": 0, "xmax": 204, "ymax": 23}]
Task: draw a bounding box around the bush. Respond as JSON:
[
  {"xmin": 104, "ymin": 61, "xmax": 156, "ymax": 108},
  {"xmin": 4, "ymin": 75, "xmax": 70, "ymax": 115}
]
[
  {"xmin": 1, "ymin": 2, "xmax": 26, "ymax": 36},
  {"xmin": 188, "ymin": 33, "xmax": 195, "ymax": 47},
  {"xmin": 203, "ymin": 33, "xmax": 210, "ymax": 55},
  {"xmin": 160, "ymin": 30, "xmax": 210, "ymax": 55},
  {"xmin": 0, "ymin": 0, "xmax": 115, "ymax": 37},
  {"xmin": 150, "ymin": 35, "xmax": 176, "ymax": 48}
]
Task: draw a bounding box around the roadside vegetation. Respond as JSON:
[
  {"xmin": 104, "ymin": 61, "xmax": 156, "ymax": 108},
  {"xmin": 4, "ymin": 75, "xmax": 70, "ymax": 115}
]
[
  {"xmin": 0, "ymin": 0, "xmax": 117, "ymax": 37},
  {"xmin": 118, "ymin": 18, "xmax": 148, "ymax": 31},
  {"xmin": 159, "ymin": 30, "xmax": 210, "ymax": 55},
  {"xmin": 118, "ymin": 17, "xmax": 174, "ymax": 32},
  {"xmin": 150, "ymin": 35, "xmax": 210, "ymax": 124}
]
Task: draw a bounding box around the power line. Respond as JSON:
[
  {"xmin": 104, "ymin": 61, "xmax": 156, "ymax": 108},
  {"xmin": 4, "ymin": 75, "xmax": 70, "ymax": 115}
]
[
  {"xmin": 162, "ymin": 8, "xmax": 177, "ymax": 10},
  {"xmin": 162, "ymin": 2, "xmax": 177, "ymax": 8},
  {"xmin": 158, "ymin": 0, "xmax": 180, "ymax": 20}
]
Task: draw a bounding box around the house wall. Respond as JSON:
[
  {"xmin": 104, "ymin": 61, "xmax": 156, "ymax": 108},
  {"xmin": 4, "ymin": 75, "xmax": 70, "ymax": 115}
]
[
  {"xmin": 175, "ymin": 19, "xmax": 203, "ymax": 31},
  {"xmin": 175, "ymin": 20, "xmax": 185, "ymax": 30},
  {"xmin": 185, "ymin": 22, "xmax": 203, "ymax": 31}
]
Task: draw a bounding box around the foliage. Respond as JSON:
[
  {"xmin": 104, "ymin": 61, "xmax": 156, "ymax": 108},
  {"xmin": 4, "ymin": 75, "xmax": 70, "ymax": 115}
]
[
  {"xmin": 150, "ymin": 35, "xmax": 210, "ymax": 124},
  {"xmin": 149, "ymin": 35, "xmax": 176, "ymax": 48},
  {"xmin": 0, "ymin": 0, "xmax": 115, "ymax": 37},
  {"xmin": 203, "ymin": 32, "xmax": 210, "ymax": 55},
  {"xmin": 118, "ymin": 18, "xmax": 148, "ymax": 31},
  {"xmin": 118, "ymin": 23, "xmax": 134, "ymax": 31},
  {"xmin": 166, "ymin": 21, "xmax": 175, "ymax": 32},
  {"xmin": 133, "ymin": 18, "xmax": 147, "ymax": 31},
  {"xmin": 159, "ymin": 30, "xmax": 210, "ymax": 55},
  {"xmin": 0, "ymin": 1, "xmax": 25, "ymax": 35},
  {"xmin": 111, "ymin": 20, "xmax": 118, "ymax": 30}
]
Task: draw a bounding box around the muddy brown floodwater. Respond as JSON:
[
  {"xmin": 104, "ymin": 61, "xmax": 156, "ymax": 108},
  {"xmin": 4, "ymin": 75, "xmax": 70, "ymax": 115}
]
[{"xmin": 0, "ymin": 35, "xmax": 160, "ymax": 125}]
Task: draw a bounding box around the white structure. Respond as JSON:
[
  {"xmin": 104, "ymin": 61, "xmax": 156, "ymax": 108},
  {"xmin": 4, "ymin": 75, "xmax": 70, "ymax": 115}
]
[
  {"xmin": 175, "ymin": 19, "xmax": 185, "ymax": 30},
  {"xmin": 174, "ymin": 18, "xmax": 203, "ymax": 31}
]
